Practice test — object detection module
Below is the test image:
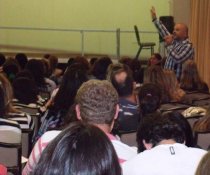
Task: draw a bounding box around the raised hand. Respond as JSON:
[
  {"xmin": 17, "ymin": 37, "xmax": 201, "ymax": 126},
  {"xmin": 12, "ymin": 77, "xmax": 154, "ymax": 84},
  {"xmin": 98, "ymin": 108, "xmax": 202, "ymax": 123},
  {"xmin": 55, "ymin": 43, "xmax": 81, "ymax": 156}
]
[
  {"xmin": 150, "ymin": 6, "xmax": 157, "ymax": 20},
  {"xmin": 164, "ymin": 35, "xmax": 174, "ymax": 45}
]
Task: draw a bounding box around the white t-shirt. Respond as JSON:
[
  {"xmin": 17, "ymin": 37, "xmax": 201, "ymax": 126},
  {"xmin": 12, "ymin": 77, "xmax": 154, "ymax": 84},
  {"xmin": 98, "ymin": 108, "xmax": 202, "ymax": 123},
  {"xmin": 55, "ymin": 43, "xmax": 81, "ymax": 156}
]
[{"xmin": 122, "ymin": 143, "xmax": 207, "ymax": 175}]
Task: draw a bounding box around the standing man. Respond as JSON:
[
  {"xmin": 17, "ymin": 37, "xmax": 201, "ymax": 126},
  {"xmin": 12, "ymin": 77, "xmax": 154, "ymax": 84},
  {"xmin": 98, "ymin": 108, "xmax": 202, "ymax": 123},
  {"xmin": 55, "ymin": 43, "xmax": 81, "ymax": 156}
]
[{"xmin": 150, "ymin": 7, "xmax": 194, "ymax": 80}]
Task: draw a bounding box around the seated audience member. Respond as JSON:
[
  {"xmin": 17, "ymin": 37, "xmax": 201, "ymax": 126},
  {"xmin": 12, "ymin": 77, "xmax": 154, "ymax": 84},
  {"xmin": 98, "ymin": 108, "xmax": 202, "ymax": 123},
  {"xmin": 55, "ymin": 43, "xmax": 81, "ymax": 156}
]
[
  {"xmin": 119, "ymin": 57, "xmax": 143, "ymax": 84},
  {"xmin": 180, "ymin": 60, "xmax": 209, "ymax": 93},
  {"xmin": 25, "ymin": 59, "xmax": 56, "ymax": 94},
  {"xmin": 13, "ymin": 77, "xmax": 39, "ymax": 105},
  {"xmin": 15, "ymin": 53, "xmax": 28, "ymax": 70},
  {"xmin": 147, "ymin": 53, "xmax": 162, "ymax": 67},
  {"xmin": 167, "ymin": 112, "xmax": 195, "ymax": 147},
  {"xmin": 47, "ymin": 55, "xmax": 63, "ymax": 85},
  {"xmin": 89, "ymin": 57, "xmax": 98, "ymax": 68},
  {"xmin": 164, "ymin": 69, "xmax": 186, "ymax": 101},
  {"xmin": 119, "ymin": 57, "xmax": 132, "ymax": 68},
  {"xmin": 75, "ymin": 80, "xmax": 137, "ymax": 161},
  {"xmin": 2, "ymin": 57, "xmax": 20, "ymax": 82},
  {"xmin": 122, "ymin": 112, "xmax": 206, "ymax": 175},
  {"xmin": 0, "ymin": 73, "xmax": 34, "ymax": 131},
  {"xmin": 0, "ymin": 81, "xmax": 21, "ymax": 144},
  {"xmin": 138, "ymin": 83, "xmax": 162, "ymax": 117},
  {"xmin": 130, "ymin": 58, "xmax": 144, "ymax": 84},
  {"xmin": 35, "ymin": 63, "xmax": 88, "ymax": 141},
  {"xmin": 144, "ymin": 65, "xmax": 185, "ymax": 103},
  {"xmin": 23, "ymin": 80, "xmax": 136, "ymax": 175},
  {"xmin": 195, "ymin": 151, "xmax": 210, "ymax": 175},
  {"xmin": 33, "ymin": 122, "xmax": 122, "ymax": 175},
  {"xmin": 91, "ymin": 56, "xmax": 112, "ymax": 80},
  {"xmin": 0, "ymin": 53, "xmax": 6, "ymax": 71},
  {"xmin": 108, "ymin": 63, "xmax": 140, "ymax": 133}
]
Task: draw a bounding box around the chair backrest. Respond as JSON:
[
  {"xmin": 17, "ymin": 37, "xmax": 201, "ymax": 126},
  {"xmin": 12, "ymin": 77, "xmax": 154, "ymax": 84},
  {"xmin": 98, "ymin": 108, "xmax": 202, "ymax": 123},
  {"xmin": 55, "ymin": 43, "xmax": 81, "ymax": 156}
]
[
  {"xmin": 120, "ymin": 131, "xmax": 137, "ymax": 147},
  {"xmin": 0, "ymin": 142, "xmax": 21, "ymax": 175},
  {"xmin": 194, "ymin": 132, "xmax": 210, "ymax": 150},
  {"xmin": 134, "ymin": 25, "xmax": 141, "ymax": 45},
  {"xmin": 22, "ymin": 128, "xmax": 33, "ymax": 158}
]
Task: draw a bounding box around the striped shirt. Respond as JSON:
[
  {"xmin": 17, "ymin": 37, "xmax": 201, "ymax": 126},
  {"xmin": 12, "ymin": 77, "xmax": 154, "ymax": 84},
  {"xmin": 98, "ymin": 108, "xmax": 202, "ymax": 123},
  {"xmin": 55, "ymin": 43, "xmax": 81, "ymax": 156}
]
[
  {"xmin": 153, "ymin": 19, "xmax": 194, "ymax": 80},
  {"xmin": 118, "ymin": 98, "xmax": 140, "ymax": 132},
  {"xmin": 22, "ymin": 131, "xmax": 137, "ymax": 175},
  {"xmin": 7, "ymin": 112, "xmax": 34, "ymax": 131}
]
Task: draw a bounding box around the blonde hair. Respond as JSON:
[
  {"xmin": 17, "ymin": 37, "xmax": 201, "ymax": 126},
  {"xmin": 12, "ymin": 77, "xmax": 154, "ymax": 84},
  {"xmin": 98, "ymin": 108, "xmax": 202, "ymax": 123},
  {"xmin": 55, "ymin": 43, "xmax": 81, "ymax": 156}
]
[{"xmin": 164, "ymin": 70, "xmax": 185, "ymax": 102}]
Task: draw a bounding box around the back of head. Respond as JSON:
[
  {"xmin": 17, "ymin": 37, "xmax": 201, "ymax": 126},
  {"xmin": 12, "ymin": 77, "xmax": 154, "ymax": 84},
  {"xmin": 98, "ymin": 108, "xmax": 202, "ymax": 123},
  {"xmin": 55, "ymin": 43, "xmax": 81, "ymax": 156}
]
[
  {"xmin": 137, "ymin": 112, "xmax": 185, "ymax": 152},
  {"xmin": 108, "ymin": 63, "xmax": 134, "ymax": 97},
  {"xmin": 52, "ymin": 63, "xmax": 88, "ymax": 111},
  {"xmin": 33, "ymin": 122, "xmax": 121, "ymax": 175},
  {"xmin": 25, "ymin": 59, "xmax": 45, "ymax": 87},
  {"xmin": 3, "ymin": 58, "xmax": 20, "ymax": 82},
  {"xmin": 165, "ymin": 111, "xmax": 194, "ymax": 147},
  {"xmin": 0, "ymin": 53, "xmax": 6, "ymax": 66},
  {"xmin": 12, "ymin": 77, "xmax": 38, "ymax": 104},
  {"xmin": 76, "ymin": 80, "xmax": 118, "ymax": 125},
  {"xmin": 15, "ymin": 53, "xmax": 28, "ymax": 70},
  {"xmin": 144, "ymin": 65, "xmax": 165, "ymax": 84},
  {"xmin": 195, "ymin": 151, "xmax": 210, "ymax": 175},
  {"xmin": 74, "ymin": 56, "xmax": 90, "ymax": 71},
  {"xmin": 48, "ymin": 55, "xmax": 58, "ymax": 75},
  {"xmin": 144, "ymin": 65, "xmax": 171, "ymax": 102},
  {"xmin": 119, "ymin": 57, "xmax": 132, "ymax": 68},
  {"xmin": 92, "ymin": 56, "xmax": 112, "ymax": 80},
  {"xmin": 138, "ymin": 83, "xmax": 162, "ymax": 115},
  {"xmin": 180, "ymin": 60, "xmax": 203, "ymax": 90}
]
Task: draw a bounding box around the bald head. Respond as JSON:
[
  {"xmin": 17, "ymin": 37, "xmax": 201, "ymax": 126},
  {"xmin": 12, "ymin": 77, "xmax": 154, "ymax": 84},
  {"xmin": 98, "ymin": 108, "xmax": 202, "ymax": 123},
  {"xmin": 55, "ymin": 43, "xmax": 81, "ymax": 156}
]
[{"xmin": 173, "ymin": 23, "xmax": 188, "ymax": 40}]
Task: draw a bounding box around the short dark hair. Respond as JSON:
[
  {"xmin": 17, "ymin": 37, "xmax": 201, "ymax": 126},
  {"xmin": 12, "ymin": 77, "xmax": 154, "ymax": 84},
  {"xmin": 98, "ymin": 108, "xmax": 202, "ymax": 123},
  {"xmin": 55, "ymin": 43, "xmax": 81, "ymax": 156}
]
[
  {"xmin": 76, "ymin": 80, "xmax": 118, "ymax": 125},
  {"xmin": 110, "ymin": 64, "xmax": 134, "ymax": 97},
  {"xmin": 33, "ymin": 122, "xmax": 121, "ymax": 175},
  {"xmin": 166, "ymin": 111, "xmax": 194, "ymax": 147},
  {"xmin": 92, "ymin": 56, "xmax": 112, "ymax": 80},
  {"xmin": 12, "ymin": 77, "xmax": 38, "ymax": 104},
  {"xmin": 138, "ymin": 83, "xmax": 162, "ymax": 115},
  {"xmin": 137, "ymin": 112, "xmax": 185, "ymax": 153},
  {"xmin": 15, "ymin": 53, "xmax": 28, "ymax": 70},
  {"xmin": 25, "ymin": 59, "xmax": 46, "ymax": 87}
]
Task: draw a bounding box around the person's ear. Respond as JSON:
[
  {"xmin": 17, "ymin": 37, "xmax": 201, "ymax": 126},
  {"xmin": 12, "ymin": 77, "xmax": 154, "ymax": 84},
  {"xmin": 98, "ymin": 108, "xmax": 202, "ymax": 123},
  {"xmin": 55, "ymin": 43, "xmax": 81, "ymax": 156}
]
[
  {"xmin": 114, "ymin": 104, "xmax": 119, "ymax": 120},
  {"xmin": 143, "ymin": 140, "xmax": 153, "ymax": 150},
  {"xmin": 75, "ymin": 104, "xmax": 82, "ymax": 121}
]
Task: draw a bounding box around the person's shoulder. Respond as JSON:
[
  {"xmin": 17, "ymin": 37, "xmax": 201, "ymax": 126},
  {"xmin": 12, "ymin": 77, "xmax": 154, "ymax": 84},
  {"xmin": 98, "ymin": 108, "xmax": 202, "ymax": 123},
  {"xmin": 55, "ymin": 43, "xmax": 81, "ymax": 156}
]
[
  {"xmin": 0, "ymin": 118, "xmax": 20, "ymax": 127},
  {"xmin": 186, "ymin": 146, "xmax": 207, "ymax": 154},
  {"xmin": 40, "ymin": 130, "xmax": 61, "ymax": 142}
]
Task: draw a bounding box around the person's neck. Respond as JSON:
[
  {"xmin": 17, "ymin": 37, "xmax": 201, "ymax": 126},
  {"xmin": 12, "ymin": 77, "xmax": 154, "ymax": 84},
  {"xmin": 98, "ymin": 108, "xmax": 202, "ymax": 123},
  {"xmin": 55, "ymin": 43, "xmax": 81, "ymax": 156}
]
[
  {"xmin": 94, "ymin": 124, "xmax": 112, "ymax": 134},
  {"xmin": 122, "ymin": 93, "xmax": 137, "ymax": 104},
  {"xmin": 158, "ymin": 139, "xmax": 177, "ymax": 145}
]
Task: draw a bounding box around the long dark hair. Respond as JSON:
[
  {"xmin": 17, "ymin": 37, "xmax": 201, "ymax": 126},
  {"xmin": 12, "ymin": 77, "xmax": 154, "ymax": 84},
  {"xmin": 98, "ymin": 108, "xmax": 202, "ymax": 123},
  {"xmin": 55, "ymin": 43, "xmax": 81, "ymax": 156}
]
[
  {"xmin": 33, "ymin": 122, "xmax": 122, "ymax": 175},
  {"xmin": 25, "ymin": 59, "xmax": 46, "ymax": 88},
  {"xmin": 51, "ymin": 63, "xmax": 88, "ymax": 111}
]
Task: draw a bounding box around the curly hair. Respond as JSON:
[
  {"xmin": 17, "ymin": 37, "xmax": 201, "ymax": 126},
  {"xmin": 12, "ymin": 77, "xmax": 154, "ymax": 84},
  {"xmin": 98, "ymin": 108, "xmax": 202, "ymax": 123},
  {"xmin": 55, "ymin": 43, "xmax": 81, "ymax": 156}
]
[{"xmin": 76, "ymin": 80, "xmax": 118, "ymax": 125}]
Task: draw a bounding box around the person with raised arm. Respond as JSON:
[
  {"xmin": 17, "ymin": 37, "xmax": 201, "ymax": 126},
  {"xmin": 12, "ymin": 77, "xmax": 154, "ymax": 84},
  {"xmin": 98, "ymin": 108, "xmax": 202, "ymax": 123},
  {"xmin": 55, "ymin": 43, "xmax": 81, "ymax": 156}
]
[{"xmin": 150, "ymin": 6, "xmax": 194, "ymax": 81}]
